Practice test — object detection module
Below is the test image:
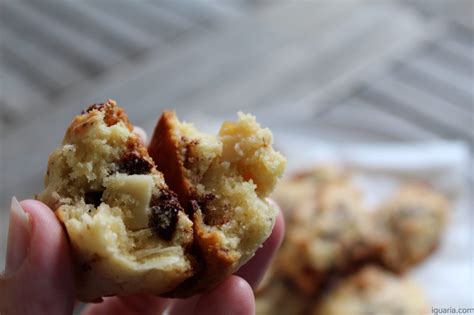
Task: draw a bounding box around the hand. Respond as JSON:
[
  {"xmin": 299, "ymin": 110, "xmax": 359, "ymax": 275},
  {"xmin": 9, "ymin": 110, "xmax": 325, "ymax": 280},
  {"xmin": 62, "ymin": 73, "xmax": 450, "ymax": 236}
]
[
  {"xmin": 0, "ymin": 198, "xmax": 283, "ymax": 315},
  {"xmin": 0, "ymin": 127, "xmax": 285, "ymax": 315}
]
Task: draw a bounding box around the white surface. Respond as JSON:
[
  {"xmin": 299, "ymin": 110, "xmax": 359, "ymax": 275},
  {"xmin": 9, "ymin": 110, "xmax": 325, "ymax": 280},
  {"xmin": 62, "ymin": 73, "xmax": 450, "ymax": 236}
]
[{"xmin": 275, "ymin": 134, "xmax": 473, "ymax": 308}]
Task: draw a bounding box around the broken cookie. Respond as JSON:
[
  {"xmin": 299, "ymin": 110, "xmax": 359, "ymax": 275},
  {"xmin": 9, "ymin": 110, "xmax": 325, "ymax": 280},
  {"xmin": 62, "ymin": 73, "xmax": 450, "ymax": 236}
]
[{"xmin": 38, "ymin": 101, "xmax": 285, "ymax": 301}]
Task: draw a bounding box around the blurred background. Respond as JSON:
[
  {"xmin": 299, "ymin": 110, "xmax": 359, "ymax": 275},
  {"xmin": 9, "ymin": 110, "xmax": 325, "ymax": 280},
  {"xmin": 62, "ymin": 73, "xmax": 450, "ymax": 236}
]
[{"xmin": 0, "ymin": 0, "xmax": 473, "ymax": 312}]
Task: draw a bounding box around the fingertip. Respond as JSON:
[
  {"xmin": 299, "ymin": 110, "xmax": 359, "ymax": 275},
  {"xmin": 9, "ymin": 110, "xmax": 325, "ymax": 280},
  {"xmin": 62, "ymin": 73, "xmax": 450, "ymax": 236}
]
[
  {"xmin": 1, "ymin": 199, "xmax": 75, "ymax": 314},
  {"xmin": 273, "ymin": 210, "xmax": 285, "ymax": 246},
  {"xmin": 266, "ymin": 198, "xmax": 285, "ymax": 249},
  {"xmin": 194, "ymin": 276, "xmax": 254, "ymax": 315},
  {"xmin": 20, "ymin": 199, "xmax": 65, "ymax": 252},
  {"xmin": 20, "ymin": 198, "xmax": 74, "ymax": 279},
  {"xmin": 227, "ymin": 276, "xmax": 255, "ymax": 305}
]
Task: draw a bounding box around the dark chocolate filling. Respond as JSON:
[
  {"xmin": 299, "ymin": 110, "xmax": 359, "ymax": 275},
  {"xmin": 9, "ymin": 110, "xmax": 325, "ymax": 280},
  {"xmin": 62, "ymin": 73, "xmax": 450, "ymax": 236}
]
[
  {"xmin": 148, "ymin": 189, "xmax": 181, "ymax": 241},
  {"xmin": 84, "ymin": 191, "xmax": 103, "ymax": 207},
  {"xmin": 181, "ymin": 136, "xmax": 200, "ymax": 170},
  {"xmin": 185, "ymin": 193, "xmax": 216, "ymax": 218},
  {"xmin": 118, "ymin": 151, "xmax": 153, "ymax": 175}
]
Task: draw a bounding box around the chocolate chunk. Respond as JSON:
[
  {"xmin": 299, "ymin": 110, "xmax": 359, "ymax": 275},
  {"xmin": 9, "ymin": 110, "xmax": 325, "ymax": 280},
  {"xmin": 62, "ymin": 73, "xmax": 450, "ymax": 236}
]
[
  {"xmin": 80, "ymin": 262, "xmax": 92, "ymax": 273},
  {"xmin": 119, "ymin": 151, "xmax": 153, "ymax": 175},
  {"xmin": 185, "ymin": 193, "xmax": 215, "ymax": 217},
  {"xmin": 81, "ymin": 103, "xmax": 106, "ymax": 114},
  {"xmin": 84, "ymin": 191, "xmax": 103, "ymax": 207},
  {"xmin": 148, "ymin": 189, "xmax": 180, "ymax": 241},
  {"xmin": 181, "ymin": 136, "xmax": 200, "ymax": 169},
  {"xmin": 194, "ymin": 193, "xmax": 216, "ymax": 215},
  {"xmin": 200, "ymin": 193, "xmax": 216, "ymax": 206},
  {"xmin": 191, "ymin": 193, "xmax": 229, "ymax": 226}
]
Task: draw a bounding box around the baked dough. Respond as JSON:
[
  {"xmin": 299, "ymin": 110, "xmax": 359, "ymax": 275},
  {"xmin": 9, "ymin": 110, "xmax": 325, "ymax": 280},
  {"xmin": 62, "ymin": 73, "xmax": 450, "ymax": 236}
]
[
  {"xmin": 148, "ymin": 111, "xmax": 286, "ymax": 296},
  {"xmin": 38, "ymin": 101, "xmax": 285, "ymax": 300}
]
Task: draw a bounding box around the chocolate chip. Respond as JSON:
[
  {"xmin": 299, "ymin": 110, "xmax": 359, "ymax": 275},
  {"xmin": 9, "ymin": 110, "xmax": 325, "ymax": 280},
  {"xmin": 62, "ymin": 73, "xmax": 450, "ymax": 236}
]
[
  {"xmin": 84, "ymin": 191, "xmax": 103, "ymax": 207},
  {"xmin": 191, "ymin": 193, "xmax": 229, "ymax": 225},
  {"xmin": 148, "ymin": 190, "xmax": 180, "ymax": 241},
  {"xmin": 181, "ymin": 136, "xmax": 200, "ymax": 169},
  {"xmin": 185, "ymin": 193, "xmax": 215, "ymax": 217},
  {"xmin": 81, "ymin": 103, "xmax": 106, "ymax": 114},
  {"xmin": 118, "ymin": 151, "xmax": 153, "ymax": 175},
  {"xmin": 195, "ymin": 193, "xmax": 215, "ymax": 214},
  {"xmin": 200, "ymin": 193, "xmax": 216, "ymax": 205},
  {"xmin": 80, "ymin": 262, "xmax": 92, "ymax": 273}
]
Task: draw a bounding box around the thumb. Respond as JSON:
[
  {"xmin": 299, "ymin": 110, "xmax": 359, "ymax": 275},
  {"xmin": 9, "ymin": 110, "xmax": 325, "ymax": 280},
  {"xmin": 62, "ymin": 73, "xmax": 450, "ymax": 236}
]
[{"xmin": 0, "ymin": 198, "xmax": 75, "ymax": 315}]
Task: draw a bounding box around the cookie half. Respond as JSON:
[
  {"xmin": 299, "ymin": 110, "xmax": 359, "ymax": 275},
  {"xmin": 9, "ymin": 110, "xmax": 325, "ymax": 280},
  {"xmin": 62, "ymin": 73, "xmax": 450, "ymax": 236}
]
[
  {"xmin": 38, "ymin": 101, "xmax": 194, "ymax": 301},
  {"xmin": 148, "ymin": 111, "xmax": 286, "ymax": 296}
]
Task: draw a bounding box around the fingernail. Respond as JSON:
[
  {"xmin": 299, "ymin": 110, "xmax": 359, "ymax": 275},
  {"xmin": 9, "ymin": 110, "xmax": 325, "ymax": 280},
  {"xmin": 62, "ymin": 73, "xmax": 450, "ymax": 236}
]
[{"xmin": 4, "ymin": 197, "xmax": 31, "ymax": 277}]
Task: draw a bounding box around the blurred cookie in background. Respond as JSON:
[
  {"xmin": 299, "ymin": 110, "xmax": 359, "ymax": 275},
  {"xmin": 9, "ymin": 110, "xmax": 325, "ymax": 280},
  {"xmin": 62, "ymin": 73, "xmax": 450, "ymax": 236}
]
[
  {"xmin": 272, "ymin": 165, "xmax": 348, "ymax": 223},
  {"xmin": 276, "ymin": 180, "xmax": 380, "ymax": 294},
  {"xmin": 312, "ymin": 266, "xmax": 430, "ymax": 315},
  {"xmin": 374, "ymin": 184, "xmax": 449, "ymax": 273},
  {"xmin": 260, "ymin": 164, "xmax": 450, "ymax": 314}
]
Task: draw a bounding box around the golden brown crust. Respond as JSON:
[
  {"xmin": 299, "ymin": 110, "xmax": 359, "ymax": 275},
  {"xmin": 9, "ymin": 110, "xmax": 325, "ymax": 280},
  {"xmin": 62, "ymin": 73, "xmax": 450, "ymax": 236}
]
[
  {"xmin": 82, "ymin": 100, "xmax": 133, "ymax": 129},
  {"xmin": 165, "ymin": 208, "xmax": 238, "ymax": 297},
  {"xmin": 69, "ymin": 100, "xmax": 133, "ymax": 134},
  {"xmin": 148, "ymin": 111, "xmax": 193, "ymax": 210},
  {"xmin": 149, "ymin": 112, "xmax": 239, "ymax": 297}
]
